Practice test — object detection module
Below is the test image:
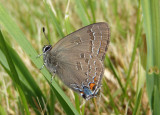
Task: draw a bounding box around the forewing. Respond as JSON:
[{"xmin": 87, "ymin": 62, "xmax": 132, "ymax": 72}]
[{"xmin": 52, "ymin": 22, "xmax": 110, "ymax": 61}]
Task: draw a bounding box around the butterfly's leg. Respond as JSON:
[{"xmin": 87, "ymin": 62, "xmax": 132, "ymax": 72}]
[
  {"xmin": 50, "ymin": 70, "xmax": 56, "ymax": 83},
  {"xmin": 37, "ymin": 53, "xmax": 46, "ymax": 70},
  {"xmin": 39, "ymin": 63, "xmax": 46, "ymax": 70},
  {"xmin": 50, "ymin": 75, "xmax": 54, "ymax": 83},
  {"xmin": 36, "ymin": 53, "xmax": 44, "ymax": 58}
]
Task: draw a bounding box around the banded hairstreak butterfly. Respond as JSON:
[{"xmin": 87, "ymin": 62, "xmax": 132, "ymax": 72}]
[{"xmin": 40, "ymin": 22, "xmax": 110, "ymax": 100}]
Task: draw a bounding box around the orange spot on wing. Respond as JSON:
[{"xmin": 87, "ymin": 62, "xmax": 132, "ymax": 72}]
[
  {"xmin": 89, "ymin": 83, "xmax": 96, "ymax": 90},
  {"xmin": 94, "ymin": 77, "xmax": 97, "ymax": 82}
]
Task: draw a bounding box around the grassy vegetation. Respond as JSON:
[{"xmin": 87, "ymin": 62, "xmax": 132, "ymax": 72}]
[{"xmin": 0, "ymin": 0, "xmax": 159, "ymax": 114}]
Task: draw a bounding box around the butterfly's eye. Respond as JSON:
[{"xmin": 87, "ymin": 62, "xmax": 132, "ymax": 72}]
[{"xmin": 43, "ymin": 45, "xmax": 52, "ymax": 53}]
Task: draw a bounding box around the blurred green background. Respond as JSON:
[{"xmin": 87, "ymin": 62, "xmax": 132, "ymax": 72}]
[{"xmin": 0, "ymin": 0, "xmax": 160, "ymax": 114}]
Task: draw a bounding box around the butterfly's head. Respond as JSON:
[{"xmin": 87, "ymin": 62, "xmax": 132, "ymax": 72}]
[{"xmin": 42, "ymin": 45, "xmax": 52, "ymax": 53}]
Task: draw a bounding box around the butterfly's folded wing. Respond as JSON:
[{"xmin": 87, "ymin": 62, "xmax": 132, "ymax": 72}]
[{"xmin": 51, "ymin": 22, "xmax": 110, "ymax": 92}]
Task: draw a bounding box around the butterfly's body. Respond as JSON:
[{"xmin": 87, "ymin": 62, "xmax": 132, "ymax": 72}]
[{"xmin": 42, "ymin": 22, "xmax": 110, "ymax": 100}]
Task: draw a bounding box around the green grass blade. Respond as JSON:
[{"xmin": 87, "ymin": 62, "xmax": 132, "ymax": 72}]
[
  {"xmin": 50, "ymin": 84, "xmax": 79, "ymax": 115},
  {"xmin": 132, "ymin": 89, "xmax": 142, "ymax": 115},
  {"xmin": 153, "ymin": 86, "xmax": 160, "ymax": 115},
  {"xmin": 44, "ymin": 0, "xmax": 64, "ymax": 38},
  {"xmin": 125, "ymin": 0, "xmax": 142, "ymax": 96},
  {"xmin": 133, "ymin": 55, "xmax": 146, "ymax": 115},
  {"xmin": 0, "ymin": 55, "xmax": 43, "ymax": 114},
  {"xmin": 64, "ymin": 15, "xmax": 72, "ymax": 35},
  {"xmin": 100, "ymin": 0, "xmax": 108, "ymax": 21},
  {"xmin": 79, "ymin": 0, "xmax": 91, "ymax": 23},
  {"xmin": 105, "ymin": 56, "xmax": 125, "ymax": 93},
  {"xmin": 141, "ymin": 0, "xmax": 154, "ymax": 107},
  {"xmin": 6, "ymin": 43, "xmax": 49, "ymax": 113},
  {"xmin": 0, "ymin": 46, "xmax": 50, "ymax": 114},
  {"xmin": 64, "ymin": 0, "xmax": 73, "ymax": 34},
  {"xmin": 133, "ymin": 57, "xmax": 144, "ymax": 115},
  {"xmin": 50, "ymin": 89, "xmax": 55, "ymax": 115},
  {"xmin": 74, "ymin": 93, "xmax": 80, "ymax": 113},
  {"xmin": 0, "ymin": 31, "xmax": 30, "ymax": 115},
  {"xmin": 0, "ymin": 105, "xmax": 7, "ymax": 115},
  {"xmin": 103, "ymin": 79, "xmax": 119, "ymax": 114},
  {"xmin": 0, "ymin": 49, "xmax": 45, "ymax": 114},
  {"xmin": 88, "ymin": 0, "xmax": 96, "ymax": 23},
  {"xmin": 81, "ymin": 104, "xmax": 85, "ymax": 115},
  {"xmin": 74, "ymin": 0, "xmax": 90, "ymax": 25},
  {"xmin": 141, "ymin": 0, "xmax": 160, "ymax": 113}
]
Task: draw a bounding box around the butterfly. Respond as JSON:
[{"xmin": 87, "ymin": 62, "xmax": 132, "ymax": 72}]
[{"xmin": 40, "ymin": 22, "xmax": 110, "ymax": 100}]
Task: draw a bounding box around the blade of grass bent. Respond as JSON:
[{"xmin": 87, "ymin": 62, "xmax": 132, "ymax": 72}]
[
  {"xmin": 0, "ymin": 57, "xmax": 47, "ymax": 114},
  {"xmin": 0, "ymin": 31, "xmax": 30, "ymax": 115},
  {"xmin": 5, "ymin": 43, "xmax": 49, "ymax": 113}
]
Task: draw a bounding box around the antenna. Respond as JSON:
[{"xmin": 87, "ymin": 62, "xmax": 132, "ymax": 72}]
[{"xmin": 42, "ymin": 27, "xmax": 50, "ymax": 45}]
